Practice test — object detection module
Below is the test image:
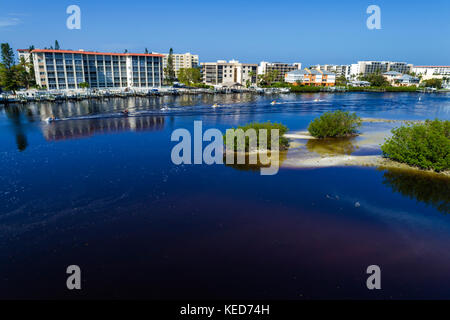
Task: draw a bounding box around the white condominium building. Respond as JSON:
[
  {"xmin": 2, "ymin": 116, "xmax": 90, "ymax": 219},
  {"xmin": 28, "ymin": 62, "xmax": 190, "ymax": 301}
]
[
  {"xmin": 160, "ymin": 52, "xmax": 199, "ymax": 76},
  {"xmin": 28, "ymin": 49, "xmax": 164, "ymax": 90},
  {"xmin": 412, "ymin": 66, "xmax": 450, "ymax": 78},
  {"xmin": 413, "ymin": 65, "xmax": 450, "ymax": 88},
  {"xmin": 349, "ymin": 64, "xmax": 360, "ymax": 79},
  {"xmin": 258, "ymin": 62, "xmax": 302, "ymax": 82},
  {"xmin": 352, "ymin": 61, "xmax": 413, "ymax": 76},
  {"xmin": 313, "ymin": 64, "xmax": 351, "ymax": 79},
  {"xmin": 201, "ymin": 60, "xmax": 258, "ymax": 86},
  {"xmin": 17, "ymin": 49, "xmax": 32, "ymax": 64}
]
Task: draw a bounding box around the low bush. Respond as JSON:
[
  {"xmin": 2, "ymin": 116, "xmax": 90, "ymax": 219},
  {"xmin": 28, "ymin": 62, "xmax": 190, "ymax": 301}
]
[
  {"xmin": 346, "ymin": 86, "xmax": 418, "ymax": 92},
  {"xmin": 381, "ymin": 119, "xmax": 450, "ymax": 172},
  {"xmin": 289, "ymin": 85, "xmax": 322, "ymax": 93},
  {"xmin": 224, "ymin": 121, "xmax": 289, "ymax": 152},
  {"xmin": 191, "ymin": 83, "xmax": 214, "ymax": 89},
  {"xmin": 308, "ymin": 110, "xmax": 362, "ymax": 138}
]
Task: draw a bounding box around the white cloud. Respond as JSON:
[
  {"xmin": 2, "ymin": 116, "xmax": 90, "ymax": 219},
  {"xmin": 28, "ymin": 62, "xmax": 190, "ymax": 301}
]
[{"xmin": 0, "ymin": 17, "xmax": 22, "ymax": 27}]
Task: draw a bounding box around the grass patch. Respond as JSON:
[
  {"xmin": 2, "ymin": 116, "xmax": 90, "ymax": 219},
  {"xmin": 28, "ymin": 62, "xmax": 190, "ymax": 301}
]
[
  {"xmin": 381, "ymin": 119, "xmax": 450, "ymax": 172},
  {"xmin": 308, "ymin": 110, "xmax": 362, "ymax": 138},
  {"xmin": 224, "ymin": 121, "xmax": 289, "ymax": 152}
]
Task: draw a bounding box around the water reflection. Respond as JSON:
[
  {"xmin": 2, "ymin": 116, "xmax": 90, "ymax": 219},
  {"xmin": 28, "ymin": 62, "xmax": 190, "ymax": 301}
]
[
  {"xmin": 381, "ymin": 168, "xmax": 450, "ymax": 214},
  {"xmin": 42, "ymin": 116, "xmax": 165, "ymax": 141},
  {"xmin": 225, "ymin": 151, "xmax": 287, "ymax": 172},
  {"xmin": 4, "ymin": 105, "xmax": 28, "ymax": 152},
  {"xmin": 306, "ymin": 137, "xmax": 358, "ymax": 156}
]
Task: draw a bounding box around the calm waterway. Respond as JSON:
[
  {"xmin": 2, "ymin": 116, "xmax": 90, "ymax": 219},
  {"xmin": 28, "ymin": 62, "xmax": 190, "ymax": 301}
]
[{"xmin": 0, "ymin": 92, "xmax": 449, "ymax": 299}]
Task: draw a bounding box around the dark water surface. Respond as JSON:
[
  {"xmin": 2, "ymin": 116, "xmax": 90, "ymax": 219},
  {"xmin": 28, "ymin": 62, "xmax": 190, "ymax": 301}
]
[{"xmin": 0, "ymin": 92, "xmax": 449, "ymax": 299}]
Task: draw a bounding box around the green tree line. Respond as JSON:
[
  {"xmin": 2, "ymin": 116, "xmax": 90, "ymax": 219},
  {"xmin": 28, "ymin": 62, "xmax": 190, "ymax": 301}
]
[{"xmin": 0, "ymin": 43, "xmax": 36, "ymax": 93}]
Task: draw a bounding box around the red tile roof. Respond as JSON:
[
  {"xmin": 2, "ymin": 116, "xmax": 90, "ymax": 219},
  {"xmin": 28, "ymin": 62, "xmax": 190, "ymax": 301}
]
[{"xmin": 29, "ymin": 49, "xmax": 164, "ymax": 57}]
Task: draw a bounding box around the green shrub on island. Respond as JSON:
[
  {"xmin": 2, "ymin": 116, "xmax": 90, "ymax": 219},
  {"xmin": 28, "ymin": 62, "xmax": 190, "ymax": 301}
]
[
  {"xmin": 308, "ymin": 110, "xmax": 362, "ymax": 138},
  {"xmin": 224, "ymin": 121, "xmax": 289, "ymax": 152},
  {"xmin": 381, "ymin": 119, "xmax": 450, "ymax": 172}
]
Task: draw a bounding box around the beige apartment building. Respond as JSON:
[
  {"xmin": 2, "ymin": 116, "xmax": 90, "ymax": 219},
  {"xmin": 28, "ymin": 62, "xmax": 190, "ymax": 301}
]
[
  {"xmin": 258, "ymin": 62, "xmax": 302, "ymax": 82},
  {"xmin": 201, "ymin": 60, "xmax": 258, "ymax": 87},
  {"xmin": 313, "ymin": 64, "xmax": 351, "ymax": 79},
  {"xmin": 160, "ymin": 52, "xmax": 199, "ymax": 77}
]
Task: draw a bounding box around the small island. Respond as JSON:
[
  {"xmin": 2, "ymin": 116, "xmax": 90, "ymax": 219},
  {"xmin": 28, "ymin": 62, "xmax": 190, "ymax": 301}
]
[{"xmin": 278, "ymin": 111, "xmax": 450, "ymax": 176}]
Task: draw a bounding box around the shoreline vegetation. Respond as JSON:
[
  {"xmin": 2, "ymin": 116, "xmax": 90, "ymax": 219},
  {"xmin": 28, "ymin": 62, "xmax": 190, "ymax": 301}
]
[
  {"xmin": 224, "ymin": 122, "xmax": 290, "ymax": 153},
  {"xmin": 222, "ymin": 117, "xmax": 449, "ymax": 177},
  {"xmin": 282, "ymin": 116, "xmax": 450, "ymax": 177},
  {"xmin": 308, "ymin": 110, "xmax": 362, "ymax": 138},
  {"xmin": 2, "ymin": 84, "xmax": 449, "ymax": 105},
  {"xmin": 381, "ymin": 119, "xmax": 449, "ymax": 173}
]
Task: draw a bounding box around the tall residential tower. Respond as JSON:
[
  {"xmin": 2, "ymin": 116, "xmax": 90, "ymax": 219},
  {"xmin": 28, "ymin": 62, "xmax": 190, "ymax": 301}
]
[{"xmin": 28, "ymin": 49, "xmax": 164, "ymax": 90}]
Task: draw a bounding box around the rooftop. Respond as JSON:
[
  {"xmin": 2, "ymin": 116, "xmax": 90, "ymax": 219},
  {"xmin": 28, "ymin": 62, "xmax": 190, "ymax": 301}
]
[
  {"xmin": 414, "ymin": 66, "xmax": 450, "ymax": 68},
  {"xmin": 399, "ymin": 74, "xmax": 419, "ymax": 80},
  {"xmin": 287, "ymin": 68, "xmax": 334, "ymax": 76},
  {"xmin": 27, "ymin": 49, "xmax": 164, "ymax": 57}
]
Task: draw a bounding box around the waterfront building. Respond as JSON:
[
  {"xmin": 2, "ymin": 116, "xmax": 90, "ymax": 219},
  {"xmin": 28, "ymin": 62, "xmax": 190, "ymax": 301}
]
[
  {"xmin": 383, "ymin": 71, "xmax": 403, "ymax": 83},
  {"xmin": 285, "ymin": 68, "xmax": 336, "ymax": 86},
  {"xmin": 26, "ymin": 49, "xmax": 164, "ymax": 90},
  {"xmin": 313, "ymin": 64, "xmax": 351, "ymax": 79},
  {"xmin": 413, "ymin": 65, "xmax": 450, "ymax": 77},
  {"xmin": 17, "ymin": 49, "xmax": 32, "ymax": 64},
  {"xmin": 396, "ymin": 74, "xmax": 420, "ymax": 86},
  {"xmin": 349, "ymin": 63, "xmax": 360, "ymax": 79},
  {"xmin": 383, "ymin": 71, "xmax": 419, "ymax": 86},
  {"xmin": 159, "ymin": 52, "xmax": 199, "ymax": 77},
  {"xmin": 412, "ymin": 66, "xmax": 450, "ymax": 88},
  {"xmin": 201, "ymin": 60, "xmax": 258, "ymax": 86},
  {"xmin": 352, "ymin": 61, "xmax": 413, "ymax": 76},
  {"xmin": 258, "ymin": 62, "xmax": 302, "ymax": 82}
]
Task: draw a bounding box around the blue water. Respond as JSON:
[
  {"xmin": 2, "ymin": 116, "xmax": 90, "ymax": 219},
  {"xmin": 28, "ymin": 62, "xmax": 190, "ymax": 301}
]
[{"xmin": 0, "ymin": 92, "xmax": 449, "ymax": 299}]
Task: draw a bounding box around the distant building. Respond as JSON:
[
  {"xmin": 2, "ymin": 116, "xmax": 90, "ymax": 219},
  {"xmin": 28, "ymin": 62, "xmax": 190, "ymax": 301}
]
[
  {"xmin": 413, "ymin": 66, "xmax": 450, "ymax": 77},
  {"xmin": 349, "ymin": 80, "xmax": 371, "ymax": 87},
  {"xmin": 383, "ymin": 71, "xmax": 403, "ymax": 83},
  {"xmin": 349, "ymin": 63, "xmax": 360, "ymax": 79},
  {"xmin": 159, "ymin": 52, "xmax": 199, "ymax": 77},
  {"xmin": 27, "ymin": 49, "xmax": 164, "ymax": 90},
  {"xmin": 313, "ymin": 64, "xmax": 351, "ymax": 79},
  {"xmin": 285, "ymin": 68, "xmax": 335, "ymax": 86},
  {"xmin": 383, "ymin": 71, "xmax": 419, "ymax": 86},
  {"xmin": 201, "ymin": 60, "xmax": 258, "ymax": 87},
  {"xmin": 396, "ymin": 74, "xmax": 420, "ymax": 86},
  {"xmin": 258, "ymin": 62, "xmax": 302, "ymax": 82},
  {"xmin": 412, "ymin": 66, "xmax": 450, "ymax": 88},
  {"xmin": 352, "ymin": 61, "xmax": 413, "ymax": 76},
  {"xmin": 17, "ymin": 49, "xmax": 32, "ymax": 64}
]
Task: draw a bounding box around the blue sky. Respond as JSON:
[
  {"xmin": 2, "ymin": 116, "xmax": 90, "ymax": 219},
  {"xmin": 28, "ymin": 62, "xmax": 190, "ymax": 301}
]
[{"xmin": 0, "ymin": 0, "xmax": 449, "ymax": 66}]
